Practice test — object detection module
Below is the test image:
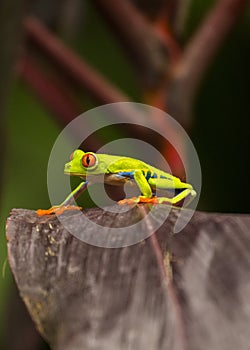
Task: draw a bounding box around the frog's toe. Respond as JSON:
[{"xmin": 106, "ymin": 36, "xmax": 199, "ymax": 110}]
[
  {"xmin": 118, "ymin": 197, "xmax": 139, "ymax": 205},
  {"xmin": 190, "ymin": 190, "xmax": 197, "ymax": 197},
  {"xmin": 138, "ymin": 196, "xmax": 158, "ymax": 204},
  {"xmin": 118, "ymin": 196, "xmax": 158, "ymax": 205},
  {"xmin": 36, "ymin": 205, "xmax": 82, "ymax": 216},
  {"xmin": 155, "ymin": 197, "xmax": 172, "ymax": 204},
  {"xmin": 36, "ymin": 207, "xmax": 58, "ymax": 216}
]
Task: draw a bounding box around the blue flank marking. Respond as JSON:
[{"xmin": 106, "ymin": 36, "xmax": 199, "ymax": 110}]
[
  {"xmin": 114, "ymin": 174, "xmax": 126, "ymax": 179},
  {"xmin": 117, "ymin": 170, "xmax": 162, "ymax": 180},
  {"xmin": 117, "ymin": 171, "xmax": 134, "ymax": 179},
  {"xmin": 149, "ymin": 172, "xmax": 157, "ymax": 179}
]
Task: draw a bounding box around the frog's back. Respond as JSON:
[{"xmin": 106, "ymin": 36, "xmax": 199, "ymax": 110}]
[{"xmin": 107, "ymin": 155, "xmax": 170, "ymax": 179}]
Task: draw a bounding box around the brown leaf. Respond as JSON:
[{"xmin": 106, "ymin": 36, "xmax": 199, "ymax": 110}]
[{"xmin": 6, "ymin": 206, "xmax": 250, "ymax": 350}]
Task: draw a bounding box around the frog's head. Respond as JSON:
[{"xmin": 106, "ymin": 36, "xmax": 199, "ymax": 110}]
[{"xmin": 64, "ymin": 149, "xmax": 107, "ymax": 177}]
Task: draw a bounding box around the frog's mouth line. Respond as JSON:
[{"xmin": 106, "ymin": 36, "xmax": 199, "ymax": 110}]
[
  {"xmin": 64, "ymin": 171, "xmax": 86, "ymax": 178},
  {"xmin": 64, "ymin": 171, "xmax": 102, "ymax": 181}
]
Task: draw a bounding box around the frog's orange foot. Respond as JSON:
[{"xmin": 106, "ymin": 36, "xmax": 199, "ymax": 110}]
[
  {"xmin": 118, "ymin": 197, "xmax": 139, "ymax": 205},
  {"xmin": 118, "ymin": 196, "xmax": 158, "ymax": 205},
  {"xmin": 36, "ymin": 205, "xmax": 82, "ymax": 216},
  {"xmin": 138, "ymin": 196, "xmax": 158, "ymax": 204}
]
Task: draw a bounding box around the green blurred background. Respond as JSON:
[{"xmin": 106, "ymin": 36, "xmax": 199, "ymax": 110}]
[{"xmin": 0, "ymin": 0, "xmax": 249, "ymax": 348}]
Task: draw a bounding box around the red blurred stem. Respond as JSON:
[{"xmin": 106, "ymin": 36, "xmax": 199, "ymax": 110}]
[
  {"xmin": 19, "ymin": 55, "xmax": 101, "ymax": 150},
  {"xmin": 177, "ymin": 0, "xmax": 248, "ymax": 93},
  {"xmin": 92, "ymin": 0, "xmax": 169, "ymax": 87},
  {"xmin": 167, "ymin": 0, "xmax": 249, "ymax": 128},
  {"xmin": 24, "ymin": 16, "xmax": 129, "ymax": 105},
  {"xmin": 19, "ymin": 55, "xmax": 80, "ymax": 125}
]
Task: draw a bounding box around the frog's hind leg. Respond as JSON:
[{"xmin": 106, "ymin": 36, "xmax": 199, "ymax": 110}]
[
  {"xmin": 148, "ymin": 177, "xmax": 196, "ymax": 206},
  {"xmin": 156, "ymin": 188, "xmax": 197, "ymax": 205}
]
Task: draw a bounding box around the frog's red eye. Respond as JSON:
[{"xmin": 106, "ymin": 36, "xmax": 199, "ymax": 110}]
[
  {"xmin": 82, "ymin": 153, "xmax": 97, "ymax": 168},
  {"xmin": 69, "ymin": 152, "xmax": 74, "ymax": 161}
]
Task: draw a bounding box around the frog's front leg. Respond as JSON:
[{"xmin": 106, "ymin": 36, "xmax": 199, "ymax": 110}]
[
  {"xmin": 37, "ymin": 181, "xmax": 88, "ymax": 216},
  {"xmin": 118, "ymin": 170, "xmax": 154, "ymax": 205}
]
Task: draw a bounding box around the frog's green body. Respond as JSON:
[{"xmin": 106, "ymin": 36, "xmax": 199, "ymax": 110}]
[{"xmin": 37, "ymin": 150, "xmax": 196, "ymax": 216}]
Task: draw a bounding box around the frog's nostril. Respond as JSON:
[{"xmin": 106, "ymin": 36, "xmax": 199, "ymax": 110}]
[{"xmin": 64, "ymin": 164, "xmax": 71, "ymax": 172}]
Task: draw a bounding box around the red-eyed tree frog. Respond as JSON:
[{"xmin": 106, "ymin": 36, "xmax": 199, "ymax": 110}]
[{"xmin": 37, "ymin": 150, "xmax": 196, "ymax": 216}]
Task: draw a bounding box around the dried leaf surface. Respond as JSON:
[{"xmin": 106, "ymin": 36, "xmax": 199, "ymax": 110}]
[{"xmin": 6, "ymin": 206, "xmax": 250, "ymax": 350}]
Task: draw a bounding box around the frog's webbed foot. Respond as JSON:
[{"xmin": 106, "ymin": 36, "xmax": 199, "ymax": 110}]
[
  {"xmin": 118, "ymin": 196, "xmax": 158, "ymax": 205},
  {"xmin": 118, "ymin": 197, "xmax": 138, "ymax": 205},
  {"xmin": 118, "ymin": 193, "xmax": 193, "ymax": 206},
  {"xmin": 36, "ymin": 205, "xmax": 82, "ymax": 216}
]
